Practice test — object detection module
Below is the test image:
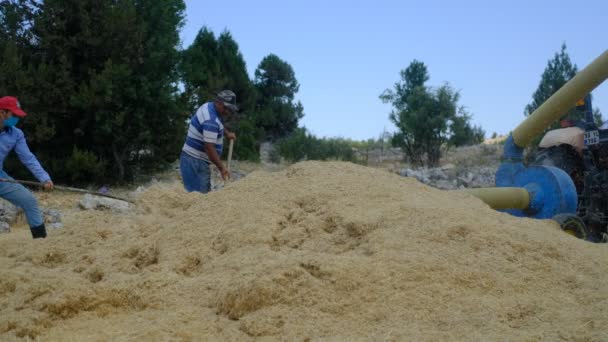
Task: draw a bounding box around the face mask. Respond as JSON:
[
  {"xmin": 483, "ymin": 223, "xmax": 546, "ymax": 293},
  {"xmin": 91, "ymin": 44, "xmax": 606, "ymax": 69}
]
[{"xmin": 3, "ymin": 117, "xmax": 19, "ymax": 127}]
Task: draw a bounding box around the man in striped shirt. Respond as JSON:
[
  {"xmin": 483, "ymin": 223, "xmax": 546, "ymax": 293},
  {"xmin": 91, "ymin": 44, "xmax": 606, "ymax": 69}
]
[{"xmin": 180, "ymin": 90, "xmax": 238, "ymax": 193}]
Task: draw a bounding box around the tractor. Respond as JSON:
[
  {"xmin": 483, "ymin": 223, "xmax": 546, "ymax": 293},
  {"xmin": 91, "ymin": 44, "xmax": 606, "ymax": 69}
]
[
  {"xmin": 461, "ymin": 50, "xmax": 608, "ymax": 242},
  {"xmin": 530, "ymin": 96, "xmax": 608, "ymax": 242}
]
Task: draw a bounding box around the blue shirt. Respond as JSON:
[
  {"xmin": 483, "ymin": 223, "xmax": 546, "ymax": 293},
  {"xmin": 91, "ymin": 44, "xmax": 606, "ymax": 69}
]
[
  {"xmin": 0, "ymin": 127, "xmax": 51, "ymax": 182},
  {"xmin": 182, "ymin": 102, "xmax": 224, "ymax": 161}
]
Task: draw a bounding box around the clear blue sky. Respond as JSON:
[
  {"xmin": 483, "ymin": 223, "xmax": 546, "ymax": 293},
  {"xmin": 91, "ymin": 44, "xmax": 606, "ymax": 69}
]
[{"xmin": 181, "ymin": 0, "xmax": 607, "ymax": 141}]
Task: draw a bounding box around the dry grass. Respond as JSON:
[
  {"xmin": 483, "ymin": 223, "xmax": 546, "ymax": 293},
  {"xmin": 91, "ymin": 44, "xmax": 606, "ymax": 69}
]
[{"xmin": 0, "ymin": 161, "xmax": 607, "ymax": 341}]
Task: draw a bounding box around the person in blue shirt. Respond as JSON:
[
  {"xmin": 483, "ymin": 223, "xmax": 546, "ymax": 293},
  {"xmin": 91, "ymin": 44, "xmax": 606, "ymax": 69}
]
[
  {"xmin": 180, "ymin": 90, "xmax": 238, "ymax": 193},
  {"xmin": 0, "ymin": 96, "xmax": 54, "ymax": 239}
]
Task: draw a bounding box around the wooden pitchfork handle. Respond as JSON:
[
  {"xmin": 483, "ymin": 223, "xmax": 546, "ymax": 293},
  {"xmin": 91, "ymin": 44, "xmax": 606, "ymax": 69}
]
[
  {"xmin": 227, "ymin": 139, "xmax": 234, "ymax": 171},
  {"xmin": 0, "ymin": 178, "xmax": 134, "ymax": 203}
]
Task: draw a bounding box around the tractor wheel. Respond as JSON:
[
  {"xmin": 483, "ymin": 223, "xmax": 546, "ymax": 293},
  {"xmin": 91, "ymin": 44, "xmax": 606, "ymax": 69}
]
[{"xmin": 552, "ymin": 213, "xmax": 590, "ymax": 240}]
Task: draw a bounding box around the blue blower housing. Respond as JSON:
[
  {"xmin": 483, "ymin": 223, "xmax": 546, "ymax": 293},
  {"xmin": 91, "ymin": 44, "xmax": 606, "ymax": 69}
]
[{"xmin": 496, "ymin": 134, "xmax": 578, "ymax": 219}]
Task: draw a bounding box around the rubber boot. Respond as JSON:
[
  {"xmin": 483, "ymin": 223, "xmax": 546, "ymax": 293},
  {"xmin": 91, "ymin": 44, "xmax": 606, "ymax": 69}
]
[{"xmin": 31, "ymin": 224, "xmax": 47, "ymax": 239}]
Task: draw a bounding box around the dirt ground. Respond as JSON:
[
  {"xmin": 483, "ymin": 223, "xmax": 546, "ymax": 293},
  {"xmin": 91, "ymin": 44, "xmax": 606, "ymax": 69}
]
[{"xmin": 1, "ymin": 161, "xmax": 607, "ymax": 341}]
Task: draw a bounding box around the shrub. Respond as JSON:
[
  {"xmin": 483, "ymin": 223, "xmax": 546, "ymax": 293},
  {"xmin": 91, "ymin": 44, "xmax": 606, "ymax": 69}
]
[{"xmin": 64, "ymin": 147, "xmax": 106, "ymax": 184}]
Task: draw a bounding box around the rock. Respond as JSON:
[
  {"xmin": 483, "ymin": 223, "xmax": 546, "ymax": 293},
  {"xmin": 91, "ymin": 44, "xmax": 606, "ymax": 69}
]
[
  {"xmin": 48, "ymin": 222, "xmax": 63, "ymax": 229},
  {"xmin": 401, "ymin": 168, "xmax": 428, "ymax": 185},
  {"xmin": 260, "ymin": 142, "xmax": 280, "ymax": 164},
  {"xmin": 428, "ymin": 168, "xmax": 447, "ymax": 180},
  {"xmin": 399, "ymin": 169, "xmax": 412, "ymax": 177},
  {"xmin": 0, "ymin": 221, "xmax": 9, "ymax": 234},
  {"xmin": 44, "ymin": 209, "xmax": 62, "ymax": 224},
  {"xmin": 435, "ymin": 180, "xmax": 458, "ymax": 190},
  {"xmin": 0, "ymin": 201, "xmax": 19, "ymax": 223},
  {"xmin": 457, "ymin": 177, "xmax": 470, "ymax": 187},
  {"xmin": 78, "ymin": 194, "xmax": 131, "ymax": 213},
  {"xmin": 466, "ymin": 172, "xmax": 474, "ymax": 182},
  {"xmin": 400, "ymin": 164, "xmax": 498, "ymax": 190},
  {"xmin": 43, "ymin": 209, "xmax": 62, "ymax": 229}
]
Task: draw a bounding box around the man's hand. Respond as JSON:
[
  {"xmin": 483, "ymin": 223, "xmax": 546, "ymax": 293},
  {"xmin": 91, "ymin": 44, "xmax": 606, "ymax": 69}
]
[
  {"xmin": 226, "ymin": 131, "xmax": 236, "ymax": 141},
  {"xmin": 220, "ymin": 166, "xmax": 231, "ymax": 181},
  {"xmin": 43, "ymin": 180, "xmax": 54, "ymax": 191}
]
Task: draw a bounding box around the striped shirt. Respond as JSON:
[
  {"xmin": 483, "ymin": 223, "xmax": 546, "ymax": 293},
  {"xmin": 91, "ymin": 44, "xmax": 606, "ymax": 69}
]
[{"xmin": 182, "ymin": 102, "xmax": 224, "ymax": 161}]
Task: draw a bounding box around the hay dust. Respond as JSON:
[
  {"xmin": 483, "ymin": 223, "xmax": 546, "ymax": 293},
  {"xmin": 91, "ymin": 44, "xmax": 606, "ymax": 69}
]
[{"xmin": 1, "ymin": 161, "xmax": 607, "ymax": 341}]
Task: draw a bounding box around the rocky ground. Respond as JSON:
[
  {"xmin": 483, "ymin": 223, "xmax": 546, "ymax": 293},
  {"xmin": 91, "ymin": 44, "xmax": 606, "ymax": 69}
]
[{"xmin": 398, "ymin": 144, "xmax": 503, "ymax": 189}]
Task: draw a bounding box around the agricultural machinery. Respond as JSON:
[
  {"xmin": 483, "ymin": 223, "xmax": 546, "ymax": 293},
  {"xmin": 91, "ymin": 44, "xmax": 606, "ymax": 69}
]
[{"xmin": 465, "ymin": 50, "xmax": 608, "ymax": 242}]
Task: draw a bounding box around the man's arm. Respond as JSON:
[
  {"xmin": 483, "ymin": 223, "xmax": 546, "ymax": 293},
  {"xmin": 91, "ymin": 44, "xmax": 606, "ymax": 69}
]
[
  {"xmin": 14, "ymin": 131, "xmax": 54, "ymax": 189},
  {"xmin": 204, "ymin": 142, "xmax": 229, "ymax": 180},
  {"xmin": 225, "ymin": 128, "xmax": 236, "ymax": 141}
]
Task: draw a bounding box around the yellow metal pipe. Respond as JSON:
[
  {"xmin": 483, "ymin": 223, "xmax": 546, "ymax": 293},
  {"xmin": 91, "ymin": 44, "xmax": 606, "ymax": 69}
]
[
  {"xmin": 512, "ymin": 50, "xmax": 608, "ymax": 148},
  {"xmin": 460, "ymin": 187, "xmax": 530, "ymax": 210}
]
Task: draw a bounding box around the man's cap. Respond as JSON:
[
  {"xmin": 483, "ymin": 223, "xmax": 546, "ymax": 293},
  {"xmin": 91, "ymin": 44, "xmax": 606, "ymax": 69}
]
[
  {"xmin": 216, "ymin": 90, "xmax": 239, "ymax": 113},
  {"xmin": 0, "ymin": 96, "xmax": 27, "ymax": 117}
]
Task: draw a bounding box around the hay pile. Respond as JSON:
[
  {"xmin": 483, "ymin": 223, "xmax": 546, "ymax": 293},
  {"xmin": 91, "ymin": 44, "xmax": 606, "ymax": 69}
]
[{"xmin": 1, "ymin": 161, "xmax": 607, "ymax": 341}]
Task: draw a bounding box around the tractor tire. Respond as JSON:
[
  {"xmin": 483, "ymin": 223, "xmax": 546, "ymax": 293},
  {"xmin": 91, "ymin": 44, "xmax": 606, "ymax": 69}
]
[{"xmin": 552, "ymin": 213, "xmax": 591, "ymax": 240}]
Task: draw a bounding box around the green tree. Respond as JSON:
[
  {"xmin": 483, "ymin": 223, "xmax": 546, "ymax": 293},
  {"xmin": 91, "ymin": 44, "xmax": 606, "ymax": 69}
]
[
  {"xmin": 0, "ymin": 0, "xmax": 50, "ymax": 143},
  {"xmin": 253, "ymin": 54, "xmax": 304, "ymax": 141},
  {"xmin": 216, "ymin": 31, "xmax": 256, "ymax": 112},
  {"xmin": 525, "ymin": 44, "xmax": 603, "ymax": 144},
  {"xmin": 278, "ymin": 127, "xmax": 356, "ymax": 163},
  {"xmin": 232, "ymin": 119, "xmax": 262, "ymax": 162},
  {"xmin": 277, "ymin": 127, "xmax": 308, "ymax": 162},
  {"xmin": 381, "ymin": 60, "xmax": 463, "ymax": 166},
  {"xmin": 0, "ymin": 0, "xmax": 38, "ymax": 48},
  {"xmin": 215, "ymin": 31, "xmax": 258, "ymax": 160},
  {"xmin": 180, "ymin": 28, "xmax": 255, "ymax": 110},
  {"xmin": 449, "ymin": 110, "xmax": 486, "ymax": 147},
  {"xmin": 180, "ymin": 27, "xmax": 221, "ymax": 109},
  {"xmin": 593, "ymin": 108, "xmax": 603, "ymax": 126},
  {"xmin": 525, "ymin": 44, "xmax": 578, "ymax": 121},
  {"xmin": 1, "ymin": 0, "xmax": 187, "ymax": 183}
]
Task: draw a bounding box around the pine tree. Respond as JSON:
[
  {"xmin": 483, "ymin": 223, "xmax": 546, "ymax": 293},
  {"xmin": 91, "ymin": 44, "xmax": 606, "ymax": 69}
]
[
  {"xmin": 1, "ymin": 0, "xmax": 187, "ymax": 183},
  {"xmin": 449, "ymin": 110, "xmax": 486, "ymax": 147},
  {"xmin": 525, "ymin": 43, "xmax": 603, "ymax": 145},
  {"xmin": 525, "ymin": 43, "xmax": 578, "ymax": 119},
  {"xmin": 253, "ymin": 54, "xmax": 304, "ymax": 141},
  {"xmin": 180, "ymin": 27, "xmax": 222, "ymax": 109}
]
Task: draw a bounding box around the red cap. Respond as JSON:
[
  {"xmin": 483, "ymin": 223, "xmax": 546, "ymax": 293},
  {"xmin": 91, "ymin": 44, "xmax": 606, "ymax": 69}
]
[{"xmin": 0, "ymin": 96, "xmax": 27, "ymax": 117}]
